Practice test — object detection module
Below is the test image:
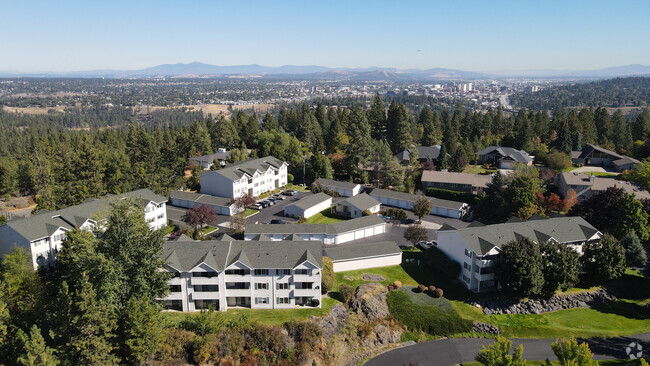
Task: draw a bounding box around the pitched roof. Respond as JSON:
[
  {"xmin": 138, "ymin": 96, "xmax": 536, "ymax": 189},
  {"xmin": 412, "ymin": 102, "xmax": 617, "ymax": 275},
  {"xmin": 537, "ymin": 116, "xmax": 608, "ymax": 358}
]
[
  {"xmin": 395, "ymin": 146, "xmax": 442, "ymax": 161},
  {"xmin": 314, "ymin": 178, "xmax": 360, "ymax": 190},
  {"xmin": 421, "ymin": 171, "xmax": 493, "ymax": 188},
  {"xmin": 170, "ymin": 190, "xmax": 234, "ymax": 207},
  {"xmin": 338, "ymin": 193, "xmax": 380, "ymax": 211},
  {"xmin": 449, "ymin": 216, "xmax": 602, "ymax": 256},
  {"xmin": 161, "ymin": 240, "xmax": 323, "ymax": 271},
  {"xmin": 477, "ymin": 146, "xmax": 534, "ymax": 163},
  {"xmin": 199, "ymin": 156, "xmax": 287, "ymax": 182},
  {"xmin": 613, "ymin": 156, "xmax": 641, "ymax": 166},
  {"xmin": 189, "ymin": 151, "xmax": 231, "ymax": 163},
  {"xmin": 245, "ymin": 215, "xmax": 385, "ymax": 235},
  {"xmin": 369, "ymin": 188, "xmax": 468, "ymax": 210},
  {"xmin": 578, "ymin": 144, "xmax": 623, "ymax": 160},
  {"xmin": 558, "ymin": 172, "xmax": 650, "ymax": 200},
  {"xmin": 285, "ymin": 193, "xmax": 332, "ymax": 211},
  {"xmin": 324, "ymin": 241, "xmax": 402, "ymax": 261}
]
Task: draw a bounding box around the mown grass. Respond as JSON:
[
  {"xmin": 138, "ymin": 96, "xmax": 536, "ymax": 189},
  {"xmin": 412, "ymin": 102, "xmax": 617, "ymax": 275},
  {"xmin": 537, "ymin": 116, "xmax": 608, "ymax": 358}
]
[
  {"xmin": 199, "ymin": 225, "xmax": 218, "ymax": 234},
  {"xmin": 303, "ymin": 208, "xmax": 346, "ymax": 224},
  {"xmin": 162, "ymin": 297, "xmax": 340, "ymax": 327},
  {"xmin": 464, "ymin": 165, "xmax": 497, "ymax": 175}
]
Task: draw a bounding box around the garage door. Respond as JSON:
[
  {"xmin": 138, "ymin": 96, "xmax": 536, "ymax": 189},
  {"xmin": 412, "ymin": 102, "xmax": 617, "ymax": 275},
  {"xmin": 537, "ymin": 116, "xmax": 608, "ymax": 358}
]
[
  {"xmin": 337, "ymin": 232, "xmax": 355, "ymax": 244},
  {"xmin": 332, "ymin": 254, "xmax": 403, "ymax": 272}
]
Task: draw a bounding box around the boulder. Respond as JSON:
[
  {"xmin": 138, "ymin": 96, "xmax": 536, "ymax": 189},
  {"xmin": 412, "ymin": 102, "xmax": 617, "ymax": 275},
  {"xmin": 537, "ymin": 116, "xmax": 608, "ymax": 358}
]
[
  {"xmin": 362, "ymin": 273, "xmax": 386, "ymax": 281},
  {"xmin": 350, "ymin": 283, "xmax": 390, "ymax": 322},
  {"xmin": 472, "ymin": 321, "xmax": 500, "ymax": 334},
  {"xmin": 311, "ymin": 303, "xmax": 348, "ymax": 339}
]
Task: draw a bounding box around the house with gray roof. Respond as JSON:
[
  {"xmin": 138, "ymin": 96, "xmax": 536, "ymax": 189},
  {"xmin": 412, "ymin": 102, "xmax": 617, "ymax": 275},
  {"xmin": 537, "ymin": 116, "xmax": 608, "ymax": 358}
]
[
  {"xmin": 477, "ymin": 146, "xmax": 534, "ymax": 169},
  {"xmin": 324, "ymin": 241, "xmax": 402, "ymax": 272},
  {"xmin": 394, "ymin": 145, "xmax": 442, "ymax": 165},
  {"xmin": 283, "ymin": 192, "xmax": 332, "ymax": 219},
  {"xmin": 160, "ymin": 239, "xmax": 322, "ymax": 312},
  {"xmin": 0, "ymin": 189, "xmax": 167, "ymax": 270},
  {"xmin": 314, "ymin": 178, "xmax": 362, "ymax": 197},
  {"xmin": 244, "ymin": 215, "xmax": 386, "ymax": 244},
  {"xmin": 335, "ymin": 193, "xmax": 381, "ymax": 218},
  {"xmin": 369, "ymin": 188, "xmax": 470, "ymax": 219},
  {"xmin": 170, "ymin": 190, "xmax": 240, "ymax": 216},
  {"xmin": 436, "ymin": 216, "xmax": 602, "ymax": 292},
  {"xmin": 188, "ymin": 148, "xmax": 232, "ymax": 170},
  {"xmin": 576, "ymin": 144, "xmax": 640, "ymax": 172},
  {"xmin": 199, "ymin": 156, "xmax": 288, "ymax": 199},
  {"xmin": 555, "ymin": 172, "xmax": 650, "ymax": 201}
]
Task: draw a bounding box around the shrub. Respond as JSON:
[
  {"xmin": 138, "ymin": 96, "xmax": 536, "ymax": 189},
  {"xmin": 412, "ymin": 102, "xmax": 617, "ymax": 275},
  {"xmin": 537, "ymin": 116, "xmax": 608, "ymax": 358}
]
[
  {"xmin": 386, "ymin": 291, "xmax": 472, "ymax": 336},
  {"xmin": 393, "ymin": 280, "xmax": 402, "ymax": 289},
  {"xmin": 362, "ymin": 209, "xmax": 372, "ymax": 216},
  {"xmin": 388, "ymin": 285, "xmax": 394, "ymax": 291},
  {"xmin": 381, "ymin": 207, "xmax": 408, "ymax": 220},
  {"xmin": 428, "ymin": 285, "xmax": 436, "ymax": 293},
  {"xmin": 425, "ymin": 187, "xmax": 478, "ymax": 205},
  {"xmin": 416, "ymin": 284, "xmax": 426, "ymax": 293},
  {"xmin": 156, "ymin": 328, "xmax": 195, "ymax": 363},
  {"xmin": 433, "ymin": 288, "xmax": 444, "ymax": 298},
  {"xmin": 338, "ymin": 284, "xmax": 355, "ymax": 304},
  {"xmin": 287, "ymin": 173, "xmax": 294, "ymax": 183},
  {"xmin": 321, "ymin": 257, "xmax": 335, "ymax": 294}
]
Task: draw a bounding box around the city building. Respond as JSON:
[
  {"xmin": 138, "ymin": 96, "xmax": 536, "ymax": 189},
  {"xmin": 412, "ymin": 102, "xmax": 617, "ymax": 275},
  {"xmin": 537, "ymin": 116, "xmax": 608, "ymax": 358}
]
[
  {"xmin": 244, "ymin": 215, "xmax": 386, "ymax": 244},
  {"xmin": 160, "ymin": 239, "xmax": 322, "ymax": 312},
  {"xmin": 369, "ymin": 188, "xmax": 470, "ymax": 219},
  {"xmin": 283, "ymin": 193, "xmax": 333, "ymax": 219},
  {"xmin": 0, "ymin": 189, "xmax": 167, "ymax": 269},
  {"xmin": 335, "ymin": 193, "xmax": 381, "ymax": 218},
  {"xmin": 477, "ymin": 146, "xmax": 534, "ymax": 169},
  {"xmin": 324, "ymin": 241, "xmax": 402, "ymax": 272},
  {"xmin": 555, "ymin": 172, "xmax": 650, "ymax": 201},
  {"xmin": 421, "ymin": 171, "xmax": 493, "ymax": 195},
  {"xmin": 199, "ymin": 156, "xmax": 288, "ymax": 199},
  {"xmin": 436, "ymin": 217, "xmax": 602, "ymax": 292},
  {"xmin": 313, "ymin": 178, "xmax": 362, "ymax": 197},
  {"xmin": 188, "ymin": 148, "xmax": 232, "ymax": 170},
  {"xmin": 575, "ymin": 144, "xmax": 640, "ymax": 172},
  {"xmin": 170, "ymin": 190, "xmax": 240, "ymax": 216}
]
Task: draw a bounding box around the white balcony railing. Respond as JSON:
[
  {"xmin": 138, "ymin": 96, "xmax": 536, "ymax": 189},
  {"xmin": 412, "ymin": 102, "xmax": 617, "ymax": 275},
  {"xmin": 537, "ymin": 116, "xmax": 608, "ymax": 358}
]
[
  {"xmin": 190, "ymin": 277, "xmax": 220, "ymax": 286},
  {"xmin": 190, "ymin": 292, "xmax": 220, "ymax": 300},
  {"xmin": 163, "ymin": 292, "xmax": 183, "ymax": 301}
]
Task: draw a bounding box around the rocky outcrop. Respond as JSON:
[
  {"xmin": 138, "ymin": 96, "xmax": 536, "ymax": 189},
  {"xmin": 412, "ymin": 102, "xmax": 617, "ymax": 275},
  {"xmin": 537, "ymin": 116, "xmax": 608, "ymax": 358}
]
[
  {"xmin": 360, "ymin": 324, "xmax": 402, "ymax": 347},
  {"xmin": 473, "ymin": 289, "xmax": 616, "ymax": 315},
  {"xmin": 473, "ymin": 321, "xmax": 500, "ymax": 334},
  {"xmin": 362, "ymin": 273, "xmax": 386, "ymax": 281},
  {"xmin": 349, "ymin": 283, "xmax": 390, "ymax": 322},
  {"xmin": 311, "ymin": 304, "xmax": 348, "ymax": 339}
]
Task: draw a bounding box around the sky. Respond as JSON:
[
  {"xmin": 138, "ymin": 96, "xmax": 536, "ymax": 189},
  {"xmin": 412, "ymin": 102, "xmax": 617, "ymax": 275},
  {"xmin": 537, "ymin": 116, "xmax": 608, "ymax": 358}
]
[{"xmin": 1, "ymin": 0, "xmax": 649, "ymax": 73}]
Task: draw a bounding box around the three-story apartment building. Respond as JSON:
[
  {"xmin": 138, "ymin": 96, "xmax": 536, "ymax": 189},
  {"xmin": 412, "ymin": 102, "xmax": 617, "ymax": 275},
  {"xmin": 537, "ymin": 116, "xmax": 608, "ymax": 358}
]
[
  {"xmin": 160, "ymin": 239, "xmax": 322, "ymax": 312},
  {"xmin": 0, "ymin": 189, "xmax": 167, "ymax": 269},
  {"xmin": 199, "ymin": 156, "xmax": 288, "ymax": 199}
]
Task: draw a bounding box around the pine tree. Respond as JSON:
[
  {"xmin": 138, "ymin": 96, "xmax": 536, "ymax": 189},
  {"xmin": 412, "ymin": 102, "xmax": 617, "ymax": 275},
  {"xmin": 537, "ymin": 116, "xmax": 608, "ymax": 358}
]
[
  {"xmin": 368, "ymin": 93, "xmax": 386, "ymax": 140},
  {"xmin": 572, "ymin": 132, "xmax": 582, "ymax": 151},
  {"xmin": 262, "ymin": 112, "xmax": 277, "ymax": 131},
  {"xmin": 631, "ymin": 107, "xmax": 649, "ymax": 140},
  {"xmin": 578, "ymin": 108, "xmax": 597, "ymax": 145},
  {"xmin": 17, "ymin": 325, "xmax": 58, "ymax": 366},
  {"xmin": 419, "ymin": 106, "xmax": 441, "ymax": 146},
  {"xmin": 594, "ymin": 107, "xmax": 613, "ymax": 145},
  {"xmin": 612, "ymin": 109, "xmax": 631, "ymax": 152},
  {"xmin": 122, "ymin": 297, "xmax": 163, "ymax": 365}
]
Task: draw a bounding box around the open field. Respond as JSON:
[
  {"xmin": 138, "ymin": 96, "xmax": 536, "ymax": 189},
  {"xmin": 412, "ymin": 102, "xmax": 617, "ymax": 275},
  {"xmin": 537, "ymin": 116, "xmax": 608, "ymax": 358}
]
[
  {"xmin": 2, "ymin": 103, "xmax": 274, "ymax": 117},
  {"xmin": 2, "ymin": 106, "xmax": 66, "ymax": 114}
]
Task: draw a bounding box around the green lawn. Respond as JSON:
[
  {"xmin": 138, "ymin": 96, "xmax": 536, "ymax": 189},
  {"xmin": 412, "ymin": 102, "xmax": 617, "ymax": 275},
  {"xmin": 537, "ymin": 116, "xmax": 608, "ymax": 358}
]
[
  {"xmin": 199, "ymin": 225, "xmax": 218, "ymax": 234},
  {"xmin": 303, "ymin": 208, "xmax": 346, "ymax": 224},
  {"xmin": 285, "ymin": 183, "xmax": 310, "ymax": 192},
  {"xmin": 464, "ymin": 165, "xmax": 497, "ymax": 175},
  {"xmin": 163, "ymin": 297, "xmax": 340, "ymax": 327}
]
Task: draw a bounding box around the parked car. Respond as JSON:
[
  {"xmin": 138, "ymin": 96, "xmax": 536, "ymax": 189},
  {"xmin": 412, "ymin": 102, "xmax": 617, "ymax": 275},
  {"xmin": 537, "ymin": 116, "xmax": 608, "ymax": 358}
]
[
  {"xmin": 270, "ymin": 219, "xmax": 290, "ymax": 224},
  {"xmin": 250, "ymin": 203, "xmax": 263, "ymax": 210},
  {"xmin": 259, "ymin": 201, "xmax": 270, "ymax": 208},
  {"xmin": 265, "ymin": 199, "xmax": 274, "ymax": 206},
  {"xmin": 268, "ymin": 198, "xmax": 278, "ymax": 204},
  {"xmin": 282, "ymin": 190, "xmax": 297, "ymax": 196},
  {"xmin": 416, "ymin": 241, "xmax": 436, "ymax": 250},
  {"xmin": 273, "ymin": 194, "xmax": 285, "ymax": 200}
]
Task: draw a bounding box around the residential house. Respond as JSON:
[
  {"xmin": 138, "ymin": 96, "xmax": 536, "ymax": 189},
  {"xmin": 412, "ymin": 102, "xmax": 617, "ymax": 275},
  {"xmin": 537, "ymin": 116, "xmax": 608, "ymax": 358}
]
[
  {"xmin": 0, "ymin": 189, "xmax": 167, "ymax": 269},
  {"xmin": 188, "ymin": 148, "xmax": 232, "ymax": 170},
  {"xmin": 369, "ymin": 188, "xmax": 470, "ymax": 219},
  {"xmin": 576, "ymin": 144, "xmax": 640, "ymax": 172},
  {"xmin": 477, "ymin": 146, "xmax": 534, "ymax": 169},
  {"xmin": 555, "ymin": 172, "xmax": 650, "ymax": 201},
  {"xmin": 199, "ymin": 156, "xmax": 288, "ymax": 199},
  {"xmin": 436, "ymin": 216, "xmax": 602, "ymax": 292},
  {"xmin": 160, "ymin": 239, "xmax": 322, "ymax": 312},
  {"xmin": 314, "ymin": 178, "xmax": 362, "ymax": 197},
  {"xmin": 335, "ymin": 193, "xmax": 381, "ymax": 218},
  {"xmin": 324, "ymin": 241, "xmax": 402, "ymax": 272},
  {"xmin": 283, "ymin": 193, "xmax": 333, "ymax": 219},
  {"xmin": 421, "ymin": 171, "xmax": 493, "ymax": 195},
  {"xmin": 170, "ymin": 190, "xmax": 240, "ymax": 216},
  {"xmin": 244, "ymin": 215, "xmax": 386, "ymax": 245},
  {"xmin": 394, "ymin": 145, "xmax": 442, "ymax": 165}
]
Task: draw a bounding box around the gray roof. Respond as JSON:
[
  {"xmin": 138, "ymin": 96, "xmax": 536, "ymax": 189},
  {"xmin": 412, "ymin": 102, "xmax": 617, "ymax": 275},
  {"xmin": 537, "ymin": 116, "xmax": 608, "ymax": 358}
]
[
  {"xmin": 162, "ymin": 240, "xmax": 323, "ymax": 272},
  {"xmin": 421, "ymin": 171, "xmax": 492, "ymax": 188},
  {"xmin": 199, "ymin": 156, "xmax": 287, "ymax": 182},
  {"xmin": 613, "ymin": 156, "xmax": 641, "ymax": 166},
  {"xmin": 285, "ymin": 193, "xmax": 332, "ymax": 211},
  {"xmin": 442, "ymin": 216, "xmax": 601, "ymax": 256},
  {"xmin": 369, "ymin": 188, "xmax": 467, "ymax": 210},
  {"xmin": 338, "ymin": 193, "xmax": 380, "ymax": 211},
  {"xmin": 246, "ymin": 215, "xmax": 385, "ymax": 235},
  {"xmin": 1, "ymin": 189, "xmax": 165, "ymax": 242},
  {"xmin": 477, "ymin": 146, "xmax": 534, "ymax": 163},
  {"xmin": 314, "ymin": 178, "xmax": 360, "ymax": 191},
  {"xmin": 395, "ymin": 146, "xmax": 442, "ymax": 161},
  {"xmin": 324, "ymin": 241, "xmax": 402, "ymax": 262},
  {"xmin": 170, "ymin": 190, "xmax": 234, "ymax": 207},
  {"xmin": 578, "ymin": 144, "xmax": 623, "ymax": 160},
  {"xmin": 189, "ymin": 151, "xmax": 231, "ymax": 163}
]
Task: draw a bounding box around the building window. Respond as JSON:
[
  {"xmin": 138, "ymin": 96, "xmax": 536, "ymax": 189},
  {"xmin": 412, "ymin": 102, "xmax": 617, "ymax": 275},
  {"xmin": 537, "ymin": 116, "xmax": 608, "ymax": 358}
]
[
  {"xmin": 294, "ymin": 269, "xmax": 309, "ymax": 275},
  {"xmin": 277, "ymin": 283, "xmax": 289, "ymax": 290},
  {"xmin": 225, "ymin": 269, "xmax": 249, "ymax": 275},
  {"xmin": 254, "ymin": 269, "xmax": 269, "ymax": 276},
  {"xmin": 462, "ymin": 275, "xmax": 470, "ymax": 283},
  {"xmin": 276, "ymin": 297, "xmax": 289, "ymax": 304},
  {"xmin": 295, "ymin": 282, "xmax": 313, "ymax": 289},
  {"xmin": 194, "ymin": 300, "xmax": 219, "ymax": 310},
  {"xmin": 464, "ymin": 248, "xmax": 472, "ymax": 258},
  {"xmin": 255, "ymin": 283, "xmax": 268, "ymax": 290},
  {"xmin": 226, "ymin": 282, "xmax": 250, "ymax": 290},
  {"xmin": 194, "ymin": 285, "xmax": 219, "ymax": 292},
  {"xmin": 162, "ymin": 300, "xmax": 183, "ymax": 311},
  {"xmin": 278, "ymin": 269, "xmax": 291, "ymax": 275},
  {"xmin": 255, "ymin": 297, "xmax": 269, "ymax": 304},
  {"xmin": 193, "ymin": 271, "xmax": 218, "ymax": 278},
  {"xmin": 169, "ymin": 285, "xmax": 181, "ymax": 292},
  {"xmin": 463, "ymin": 262, "xmax": 471, "ymax": 271}
]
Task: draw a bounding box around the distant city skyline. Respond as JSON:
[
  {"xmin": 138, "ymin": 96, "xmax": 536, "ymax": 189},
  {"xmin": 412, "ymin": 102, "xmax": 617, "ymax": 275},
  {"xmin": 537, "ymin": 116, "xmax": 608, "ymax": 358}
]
[{"xmin": 1, "ymin": 0, "xmax": 649, "ymax": 73}]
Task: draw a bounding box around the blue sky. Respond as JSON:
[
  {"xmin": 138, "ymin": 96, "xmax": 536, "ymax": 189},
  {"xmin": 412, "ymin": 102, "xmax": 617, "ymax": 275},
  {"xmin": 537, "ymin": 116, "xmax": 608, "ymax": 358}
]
[{"xmin": 1, "ymin": 0, "xmax": 649, "ymax": 72}]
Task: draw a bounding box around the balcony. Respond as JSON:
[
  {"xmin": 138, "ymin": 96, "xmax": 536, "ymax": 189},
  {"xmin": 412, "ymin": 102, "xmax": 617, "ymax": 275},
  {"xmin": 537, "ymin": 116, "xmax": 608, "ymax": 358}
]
[
  {"xmin": 224, "ymin": 274, "xmax": 251, "ymax": 282},
  {"xmin": 190, "ymin": 277, "xmax": 220, "ymax": 286},
  {"xmin": 168, "ymin": 277, "xmax": 182, "ymax": 285},
  {"xmin": 190, "ymin": 292, "xmax": 220, "ymax": 301},
  {"xmin": 162, "ymin": 292, "xmax": 183, "ymax": 301},
  {"xmin": 294, "ymin": 274, "xmax": 317, "ymax": 283},
  {"xmin": 226, "ymin": 288, "xmax": 251, "ymax": 297}
]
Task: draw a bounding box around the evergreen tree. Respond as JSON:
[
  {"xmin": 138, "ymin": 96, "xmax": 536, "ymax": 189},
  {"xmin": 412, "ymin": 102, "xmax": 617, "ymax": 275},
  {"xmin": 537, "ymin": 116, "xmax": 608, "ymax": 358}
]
[
  {"xmin": 631, "ymin": 107, "xmax": 649, "ymax": 141},
  {"xmin": 619, "ymin": 232, "xmax": 646, "ymax": 267},
  {"xmin": 344, "ymin": 107, "xmax": 373, "ymax": 176},
  {"xmin": 578, "ymin": 108, "xmax": 597, "ymax": 145},
  {"xmin": 122, "ymin": 297, "xmax": 162, "ymax": 365},
  {"xmin": 262, "ymin": 112, "xmax": 277, "ymax": 131},
  {"xmin": 315, "ymin": 102, "xmax": 330, "ymax": 133},
  {"xmin": 594, "ymin": 107, "xmax": 613, "ymax": 146},
  {"xmin": 367, "ymin": 93, "xmax": 386, "ymax": 140},
  {"xmin": 419, "ymin": 106, "xmax": 441, "ymax": 146},
  {"xmin": 572, "ymin": 132, "xmax": 582, "ymax": 151},
  {"xmin": 612, "ymin": 109, "xmax": 632, "ymax": 152},
  {"xmin": 17, "ymin": 325, "xmax": 58, "ymax": 366}
]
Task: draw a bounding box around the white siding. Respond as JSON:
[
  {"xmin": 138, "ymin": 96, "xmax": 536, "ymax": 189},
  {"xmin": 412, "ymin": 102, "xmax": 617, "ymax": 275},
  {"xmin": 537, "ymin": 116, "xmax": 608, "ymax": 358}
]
[{"xmin": 332, "ymin": 254, "xmax": 402, "ymax": 272}]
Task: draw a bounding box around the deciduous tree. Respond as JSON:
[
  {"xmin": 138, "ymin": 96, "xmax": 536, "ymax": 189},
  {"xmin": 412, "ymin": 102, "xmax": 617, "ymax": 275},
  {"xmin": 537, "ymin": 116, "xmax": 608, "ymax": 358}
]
[
  {"xmin": 581, "ymin": 234, "xmax": 626, "ymax": 283},
  {"xmin": 475, "ymin": 336, "xmax": 526, "ymax": 366},
  {"xmin": 498, "ymin": 237, "xmax": 544, "ymax": 297}
]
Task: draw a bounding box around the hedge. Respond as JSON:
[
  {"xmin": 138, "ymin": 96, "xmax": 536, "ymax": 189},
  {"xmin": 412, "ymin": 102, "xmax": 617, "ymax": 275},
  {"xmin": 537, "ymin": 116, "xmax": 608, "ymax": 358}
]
[
  {"xmin": 424, "ymin": 187, "xmax": 480, "ymax": 205},
  {"xmin": 386, "ymin": 290, "xmax": 472, "ymax": 336}
]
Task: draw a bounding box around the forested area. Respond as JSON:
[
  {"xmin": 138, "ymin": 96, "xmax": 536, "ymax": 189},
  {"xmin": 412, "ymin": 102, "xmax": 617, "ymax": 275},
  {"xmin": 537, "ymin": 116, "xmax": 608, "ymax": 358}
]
[{"xmin": 510, "ymin": 77, "xmax": 650, "ymax": 109}]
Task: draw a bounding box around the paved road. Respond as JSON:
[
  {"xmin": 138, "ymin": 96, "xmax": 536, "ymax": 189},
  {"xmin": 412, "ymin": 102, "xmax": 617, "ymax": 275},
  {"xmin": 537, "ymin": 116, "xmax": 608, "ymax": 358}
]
[{"xmin": 364, "ymin": 333, "xmax": 650, "ymax": 366}]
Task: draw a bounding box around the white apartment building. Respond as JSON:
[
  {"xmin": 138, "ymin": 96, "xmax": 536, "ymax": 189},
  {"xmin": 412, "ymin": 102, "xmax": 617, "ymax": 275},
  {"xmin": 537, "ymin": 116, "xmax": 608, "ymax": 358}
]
[
  {"xmin": 160, "ymin": 239, "xmax": 322, "ymax": 312},
  {"xmin": 0, "ymin": 189, "xmax": 167, "ymax": 269},
  {"xmin": 199, "ymin": 156, "xmax": 288, "ymax": 199},
  {"xmin": 436, "ymin": 216, "xmax": 602, "ymax": 293}
]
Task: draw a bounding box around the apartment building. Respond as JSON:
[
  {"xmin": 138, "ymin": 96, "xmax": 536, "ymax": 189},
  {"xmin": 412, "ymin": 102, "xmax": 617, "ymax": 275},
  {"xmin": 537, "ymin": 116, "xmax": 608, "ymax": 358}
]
[
  {"xmin": 436, "ymin": 216, "xmax": 602, "ymax": 293},
  {"xmin": 199, "ymin": 156, "xmax": 288, "ymax": 199},
  {"xmin": 0, "ymin": 189, "xmax": 167, "ymax": 269},
  {"xmin": 160, "ymin": 239, "xmax": 322, "ymax": 312},
  {"xmin": 421, "ymin": 171, "xmax": 493, "ymax": 195}
]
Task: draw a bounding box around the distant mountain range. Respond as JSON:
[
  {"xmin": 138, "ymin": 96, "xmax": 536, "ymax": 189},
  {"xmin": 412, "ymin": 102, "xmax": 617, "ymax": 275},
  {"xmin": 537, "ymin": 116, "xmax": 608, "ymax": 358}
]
[{"xmin": 1, "ymin": 62, "xmax": 649, "ymax": 80}]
